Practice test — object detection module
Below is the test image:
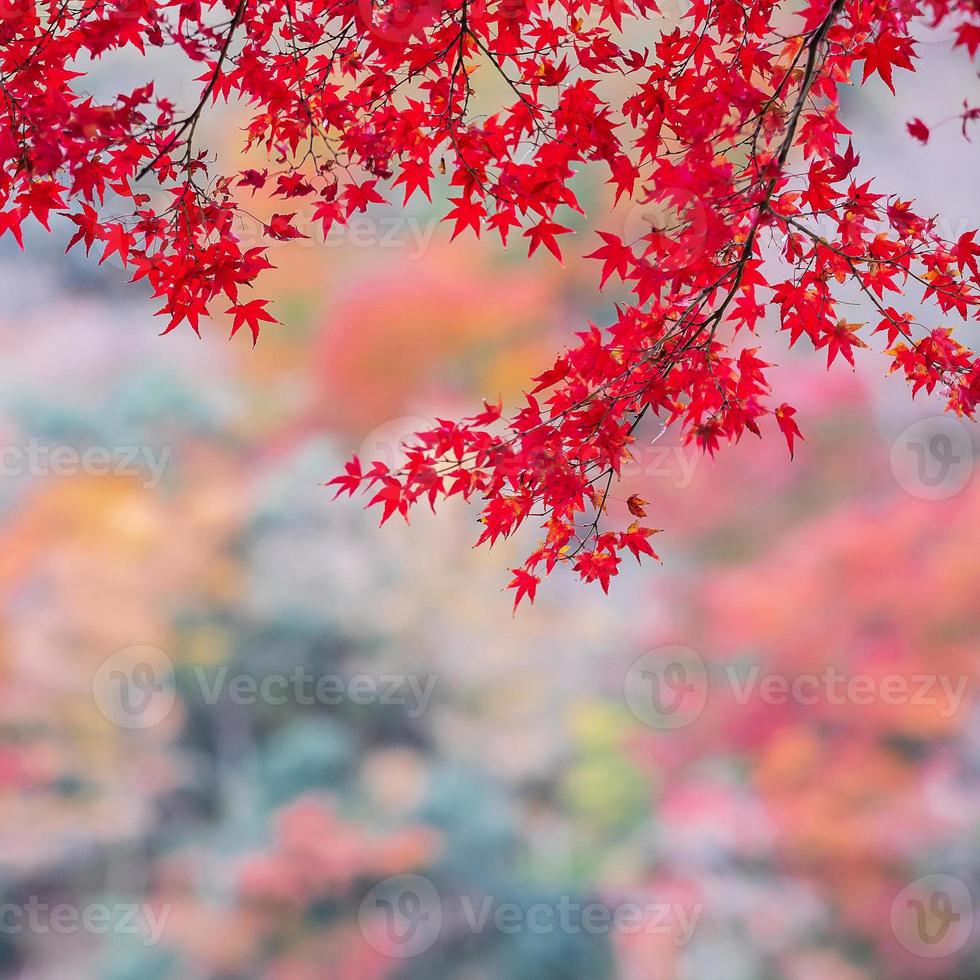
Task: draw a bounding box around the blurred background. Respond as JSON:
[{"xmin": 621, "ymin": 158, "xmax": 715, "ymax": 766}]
[{"xmin": 1, "ymin": 19, "xmax": 979, "ymax": 980}]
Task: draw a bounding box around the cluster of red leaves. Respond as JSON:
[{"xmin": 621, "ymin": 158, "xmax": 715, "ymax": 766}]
[{"xmin": 2, "ymin": 0, "xmax": 979, "ymax": 605}]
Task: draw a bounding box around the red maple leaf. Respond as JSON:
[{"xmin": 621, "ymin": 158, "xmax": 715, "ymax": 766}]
[
  {"xmin": 584, "ymin": 232, "xmax": 633, "ymax": 288},
  {"xmin": 265, "ymin": 214, "xmax": 307, "ymax": 241},
  {"xmin": 507, "ymin": 568, "xmax": 540, "ymax": 610},
  {"xmin": 227, "ymin": 299, "xmax": 278, "ymax": 344},
  {"xmin": 860, "ymin": 32, "xmax": 915, "ymax": 94},
  {"xmin": 775, "ymin": 403, "xmax": 803, "ymax": 459},
  {"xmin": 523, "ymin": 218, "xmax": 573, "ymax": 263},
  {"xmin": 906, "ymin": 118, "xmax": 930, "ymax": 144}
]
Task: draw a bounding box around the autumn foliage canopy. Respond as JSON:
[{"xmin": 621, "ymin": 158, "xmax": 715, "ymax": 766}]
[{"xmin": 2, "ymin": 0, "xmax": 980, "ymax": 604}]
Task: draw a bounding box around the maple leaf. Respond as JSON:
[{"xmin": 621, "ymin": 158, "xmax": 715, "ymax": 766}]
[
  {"xmin": 606, "ymin": 154, "xmax": 641, "ymax": 204},
  {"xmin": 819, "ymin": 318, "xmax": 870, "ymax": 367},
  {"xmin": 906, "ymin": 118, "xmax": 930, "ymax": 144},
  {"xmin": 0, "ymin": 211, "xmax": 25, "ymax": 249},
  {"xmin": 445, "ymin": 196, "xmax": 485, "ymax": 240},
  {"xmin": 860, "ymin": 32, "xmax": 915, "ymax": 94},
  {"xmin": 343, "ymin": 180, "xmax": 386, "ymax": 215},
  {"xmin": 957, "ymin": 23, "xmax": 980, "ymax": 57},
  {"xmin": 312, "ymin": 198, "xmax": 341, "ymax": 238},
  {"xmin": 275, "ymin": 173, "xmax": 314, "ymax": 198},
  {"xmin": 775, "ymin": 403, "xmax": 803, "ymax": 459},
  {"xmin": 393, "ymin": 159, "xmax": 434, "ymax": 204},
  {"xmin": 487, "ymin": 208, "xmax": 521, "ymax": 245},
  {"xmin": 368, "ymin": 481, "xmax": 410, "ymax": 526},
  {"xmin": 64, "ymin": 205, "xmax": 100, "ymax": 255},
  {"xmin": 507, "ymin": 568, "xmax": 540, "ymax": 610},
  {"xmin": 952, "ymin": 231, "xmax": 980, "ymax": 278},
  {"xmin": 326, "ymin": 457, "xmax": 364, "ymax": 498},
  {"xmin": 826, "ymin": 140, "xmax": 860, "ymax": 182},
  {"xmin": 238, "ymin": 169, "xmax": 267, "ymax": 194},
  {"xmin": 226, "ymin": 299, "xmax": 278, "ymax": 344},
  {"xmin": 264, "ymin": 214, "xmax": 307, "ymax": 241},
  {"xmin": 99, "ymin": 223, "xmax": 131, "ymax": 266},
  {"xmin": 17, "ymin": 181, "xmax": 66, "ymax": 231},
  {"xmin": 619, "ymin": 523, "xmax": 660, "ymax": 563},
  {"xmin": 626, "ymin": 494, "xmax": 648, "ymax": 517},
  {"xmin": 523, "ymin": 218, "xmax": 573, "ymax": 263},
  {"xmin": 585, "ymin": 232, "xmax": 632, "ymax": 288},
  {"xmin": 573, "ymin": 549, "xmax": 619, "ymax": 593}
]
